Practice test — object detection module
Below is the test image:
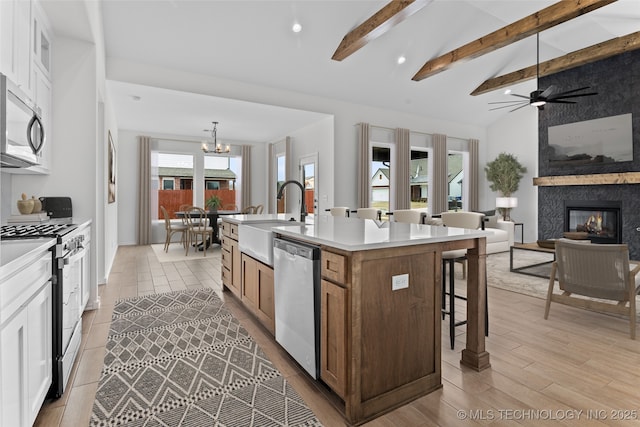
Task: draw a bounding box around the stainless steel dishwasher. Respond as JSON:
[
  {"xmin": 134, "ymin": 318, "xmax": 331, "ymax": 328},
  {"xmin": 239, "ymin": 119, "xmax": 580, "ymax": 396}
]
[{"xmin": 273, "ymin": 237, "xmax": 321, "ymax": 379}]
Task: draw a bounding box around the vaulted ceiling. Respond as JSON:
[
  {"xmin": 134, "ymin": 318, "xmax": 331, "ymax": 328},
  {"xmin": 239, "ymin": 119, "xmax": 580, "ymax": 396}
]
[{"xmin": 44, "ymin": 0, "xmax": 640, "ymax": 141}]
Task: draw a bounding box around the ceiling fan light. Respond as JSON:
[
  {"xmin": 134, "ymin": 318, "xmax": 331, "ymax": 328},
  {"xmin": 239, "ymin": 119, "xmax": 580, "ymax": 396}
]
[{"xmin": 531, "ymin": 100, "xmax": 546, "ymax": 107}]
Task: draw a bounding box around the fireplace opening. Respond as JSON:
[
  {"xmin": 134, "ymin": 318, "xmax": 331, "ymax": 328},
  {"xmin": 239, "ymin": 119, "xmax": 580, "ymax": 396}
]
[{"xmin": 564, "ymin": 200, "xmax": 621, "ymax": 244}]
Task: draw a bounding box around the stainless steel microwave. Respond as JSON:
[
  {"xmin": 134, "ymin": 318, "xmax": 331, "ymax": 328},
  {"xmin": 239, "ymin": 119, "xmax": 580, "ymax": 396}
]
[{"xmin": 0, "ymin": 73, "xmax": 46, "ymax": 168}]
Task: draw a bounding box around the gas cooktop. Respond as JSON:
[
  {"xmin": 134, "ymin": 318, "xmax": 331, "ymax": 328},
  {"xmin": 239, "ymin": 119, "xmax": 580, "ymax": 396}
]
[{"xmin": 1, "ymin": 223, "xmax": 77, "ymax": 240}]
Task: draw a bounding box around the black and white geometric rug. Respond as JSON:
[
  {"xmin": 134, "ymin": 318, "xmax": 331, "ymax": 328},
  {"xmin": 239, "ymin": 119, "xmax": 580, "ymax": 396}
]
[{"xmin": 90, "ymin": 288, "xmax": 323, "ymax": 426}]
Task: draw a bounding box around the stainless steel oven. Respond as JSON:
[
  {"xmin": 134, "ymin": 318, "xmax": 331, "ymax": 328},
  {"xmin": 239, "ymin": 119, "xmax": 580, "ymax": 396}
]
[
  {"xmin": 0, "ymin": 72, "xmax": 46, "ymax": 168},
  {"xmin": 0, "ymin": 198, "xmax": 84, "ymax": 398}
]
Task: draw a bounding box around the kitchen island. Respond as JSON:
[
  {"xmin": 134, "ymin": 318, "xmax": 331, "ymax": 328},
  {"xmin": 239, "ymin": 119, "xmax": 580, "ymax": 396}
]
[{"xmin": 221, "ymin": 215, "xmax": 490, "ymax": 426}]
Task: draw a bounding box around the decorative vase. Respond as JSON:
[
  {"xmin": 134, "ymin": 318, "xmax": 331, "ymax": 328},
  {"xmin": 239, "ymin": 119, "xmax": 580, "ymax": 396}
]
[
  {"xmin": 17, "ymin": 198, "xmax": 35, "ymax": 214},
  {"xmin": 32, "ymin": 196, "xmax": 42, "ymax": 213}
]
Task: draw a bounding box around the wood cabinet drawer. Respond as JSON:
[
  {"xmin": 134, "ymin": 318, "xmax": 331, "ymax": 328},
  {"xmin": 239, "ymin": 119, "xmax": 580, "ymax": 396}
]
[
  {"xmin": 322, "ymin": 251, "xmax": 347, "ymax": 284},
  {"xmin": 221, "ymin": 266, "xmax": 231, "ymax": 286},
  {"xmin": 229, "ymin": 223, "xmax": 239, "ymax": 240},
  {"xmin": 221, "ymin": 248, "xmax": 231, "ymax": 270},
  {"xmin": 221, "ymin": 235, "xmax": 231, "ymax": 251}
]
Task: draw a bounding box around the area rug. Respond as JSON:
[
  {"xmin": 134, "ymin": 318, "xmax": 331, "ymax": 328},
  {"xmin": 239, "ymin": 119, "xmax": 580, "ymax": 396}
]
[
  {"xmin": 151, "ymin": 243, "xmax": 220, "ymax": 263},
  {"xmin": 486, "ymin": 251, "xmax": 551, "ymax": 299},
  {"xmin": 90, "ymin": 288, "xmax": 322, "ymax": 426}
]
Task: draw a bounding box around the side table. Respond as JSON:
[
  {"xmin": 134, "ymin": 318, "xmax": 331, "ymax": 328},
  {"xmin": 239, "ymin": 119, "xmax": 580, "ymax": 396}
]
[{"xmin": 513, "ymin": 222, "xmax": 524, "ymax": 244}]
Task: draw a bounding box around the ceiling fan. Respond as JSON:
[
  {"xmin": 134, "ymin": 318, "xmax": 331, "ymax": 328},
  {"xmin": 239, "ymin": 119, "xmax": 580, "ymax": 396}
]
[{"xmin": 489, "ymin": 33, "xmax": 597, "ymax": 112}]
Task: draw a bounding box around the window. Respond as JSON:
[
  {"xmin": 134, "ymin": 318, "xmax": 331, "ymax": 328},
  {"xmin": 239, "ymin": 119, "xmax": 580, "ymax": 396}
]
[
  {"xmin": 447, "ymin": 151, "xmax": 467, "ymax": 211},
  {"xmin": 153, "ymin": 153, "xmax": 194, "ymax": 220},
  {"xmin": 370, "ymin": 143, "xmax": 393, "ymax": 216},
  {"xmin": 204, "ymin": 155, "xmax": 239, "ymax": 208},
  {"xmin": 276, "ymin": 154, "xmax": 286, "ymax": 213},
  {"xmin": 205, "ymin": 181, "xmax": 220, "ymax": 190},
  {"xmin": 410, "ymin": 149, "xmax": 429, "ymax": 209},
  {"xmin": 162, "ymin": 178, "xmax": 174, "ymax": 190}
]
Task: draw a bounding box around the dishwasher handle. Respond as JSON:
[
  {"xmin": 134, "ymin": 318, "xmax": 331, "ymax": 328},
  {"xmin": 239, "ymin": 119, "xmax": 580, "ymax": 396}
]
[{"xmin": 274, "ymin": 238, "xmax": 319, "ymax": 261}]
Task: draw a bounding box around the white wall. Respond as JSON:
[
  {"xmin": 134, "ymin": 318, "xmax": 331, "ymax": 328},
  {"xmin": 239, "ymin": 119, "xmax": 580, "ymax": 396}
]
[
  {"xmin": 285, "ymin": 116, "xmax": 334, "ymax": 214},
  {"xmin": 485, "ymin": 108, "xmax": 539, "ymax": 243}
]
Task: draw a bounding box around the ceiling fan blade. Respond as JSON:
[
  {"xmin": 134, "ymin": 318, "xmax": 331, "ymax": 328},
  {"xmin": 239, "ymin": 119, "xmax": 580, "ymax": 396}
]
[
  {"xmin": 489, "ymin": 102, "xmax": 528, "ymax": 111},
  {"xmin": 551, "ymin": 86, "xmax": 591, "ymax": 96},
  {"xmin": 547, "ymin": 101, "xmax": 577, "ymax": 104},
  {"xmin": 539, "ymin": 85, "xmax": 556, "ymax": 98},
  {"xmin": 509, "ymin": 103, "xmax": 530, "ymax": 112},
  {"xmin": 488, "ymin": 100, "xmax": 528, "ymax": 105},
  {"xmin": 510, "ymin": 93, "xmax": 531, "ymax": 100},
  {"xmin": 547, "ymin": 99, "xmax": 577, "ymax": 104},
  {"xmin": 549, "ymin": 92, "xmax": 598, "ymax": 100}
]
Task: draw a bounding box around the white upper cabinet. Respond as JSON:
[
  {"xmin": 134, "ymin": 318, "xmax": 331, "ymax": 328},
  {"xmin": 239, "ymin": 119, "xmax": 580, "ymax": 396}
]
[
  {"xmin": 31, "ymin": 0, "xmax": 51, "ymax": 79},
  {"xmin": 0, "ymin": 0, "xmax": 33, "ymax": 95}
]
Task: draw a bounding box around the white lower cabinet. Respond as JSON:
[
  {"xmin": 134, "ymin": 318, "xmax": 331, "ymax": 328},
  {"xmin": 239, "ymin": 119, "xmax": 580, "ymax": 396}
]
[{"xmin": 0, "ymin": 249, "xmax": 53, "ymax": 427}]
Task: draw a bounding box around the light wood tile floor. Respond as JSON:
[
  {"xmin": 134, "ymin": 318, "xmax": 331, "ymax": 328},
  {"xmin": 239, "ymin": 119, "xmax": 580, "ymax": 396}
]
[{"xmin": 35, "ymin": 245, "xmax": 640, "ymax": 426}]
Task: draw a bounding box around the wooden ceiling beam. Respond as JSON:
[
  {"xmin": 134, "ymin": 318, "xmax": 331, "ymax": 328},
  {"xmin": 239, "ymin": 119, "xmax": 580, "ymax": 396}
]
[
  {"xmin": 471, "ymin": 31, "xmax": 640, "ymax": 96},
  {"xmin": 411, "ymin": 0, "xmax": 616, "ymax": 81},
  {"xmin": 331, "ymin": 0, "xmax": 431, "ymax": 61}
]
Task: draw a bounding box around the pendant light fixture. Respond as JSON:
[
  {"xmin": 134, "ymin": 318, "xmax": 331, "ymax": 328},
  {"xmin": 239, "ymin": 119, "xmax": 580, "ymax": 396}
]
[{"xmin": 201, "ymin": 121, "xmax": 230, "ymax": 154}]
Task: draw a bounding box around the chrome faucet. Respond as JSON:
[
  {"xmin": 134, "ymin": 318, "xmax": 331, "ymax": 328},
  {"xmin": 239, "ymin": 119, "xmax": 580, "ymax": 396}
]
[{"xmin": 277, "ymin": 180, "xmax": 307, "ymax": 223}]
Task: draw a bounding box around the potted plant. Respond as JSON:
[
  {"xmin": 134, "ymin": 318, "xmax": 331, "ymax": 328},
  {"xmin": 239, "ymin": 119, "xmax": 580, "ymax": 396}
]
[
  {"xmin": 484, "ymin": 152, "xmax": 527, "ymax": 221},
  {"xmin": 205, "ymin": 195, "xmax": 223, "ymax": 212}
]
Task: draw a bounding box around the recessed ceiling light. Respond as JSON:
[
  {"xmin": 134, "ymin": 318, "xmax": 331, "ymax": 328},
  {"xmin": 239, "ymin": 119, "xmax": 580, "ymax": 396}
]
[
  {"xmin": 397, "ymin": 56, "xmax": 406, "ymax": 65},
  {"xmin": 292, "ymin": 23, "xmax": 302, "ymax": 33},
  {"xmin": 504, "ymin": 89, "xmax": 512, "ymax": 95}
]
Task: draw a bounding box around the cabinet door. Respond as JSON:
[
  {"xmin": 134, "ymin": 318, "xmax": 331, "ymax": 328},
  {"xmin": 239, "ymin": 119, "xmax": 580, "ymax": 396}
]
[
  {"xmin": 241, "ymin": 254, "xmax": 258, "ymax": 311},
  {"xmin": 255, "ymin": 262, "xmax": 275, "ymax": 335},
  {"xmin": 27, "ymin": 284, "xmax": 52, "ymax": 425},
  {"xmin": 0, "ymin": 0, "xmax": 32, "ymax": 91},
  {"xmin": 320, "ymin": 279, "xmax": 347, "ymax": 399},
  {"xmin": 0, "ymin": 308, "xmax": 29, "ymax": 427},
  {"xmin": 231, "ymin": 240, "xmax": 242, "ymax": 296}
]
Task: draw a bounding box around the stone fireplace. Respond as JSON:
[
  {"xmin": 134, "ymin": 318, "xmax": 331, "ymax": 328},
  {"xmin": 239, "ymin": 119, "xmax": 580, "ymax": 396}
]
[{"xmin": 536, "ymin": 49, "xmax": 640, "ymax": 260}]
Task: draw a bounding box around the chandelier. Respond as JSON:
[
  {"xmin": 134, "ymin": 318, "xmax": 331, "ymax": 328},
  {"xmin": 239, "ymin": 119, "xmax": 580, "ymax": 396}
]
[{"xmin": 201, "ymin": 121, "xmax": 230, "ymax": 154}]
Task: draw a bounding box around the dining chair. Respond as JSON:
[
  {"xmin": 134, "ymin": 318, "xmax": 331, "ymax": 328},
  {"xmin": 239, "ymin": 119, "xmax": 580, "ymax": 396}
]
[
  {"xmin": 391, "ymin": 209, "xmax": 424, "ymax": 224},
  {"xmin": 160, "ymin": 206, "xmax": 188, "ymax": 252},
  {"xmin": 356, "ymin": 208, "xmax": 381, "ymax": 220},
  {"xmin": 439, "ymin": 211, "xmax": 487, "ymax": 349},
  {"xmin": 178, "ymin": 204, "xmax": 192, "ymax": 225},
  {"xmin": 329, "ymin": 207, "xmax": 350, "ymax": 217},
  {"xmin": 254, "ymin": 204, "xmax": 264, "ymax": 214},
  {"xmin": 242, "ymin": 205, "xmax": 256, "ymax": 214},
  {"xmin": 184, "ymin": 206, "xmax": 214, "ymax": 256}
]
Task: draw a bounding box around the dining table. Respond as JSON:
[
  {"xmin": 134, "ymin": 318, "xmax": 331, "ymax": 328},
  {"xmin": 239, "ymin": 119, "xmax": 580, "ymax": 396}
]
[{"xmin": 175, "ymin": 209, "xmax": 241, "ymax": 246}]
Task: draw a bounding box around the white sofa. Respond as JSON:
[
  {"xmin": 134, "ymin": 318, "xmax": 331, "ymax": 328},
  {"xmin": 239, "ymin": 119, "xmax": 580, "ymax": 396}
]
[
  {"xmin": 430, "ymin": 211, "xmax": 514, "ymax": 254},
  {"xmin": 484, "ymin": 217, "xmax": 515, "ymax": 254}
]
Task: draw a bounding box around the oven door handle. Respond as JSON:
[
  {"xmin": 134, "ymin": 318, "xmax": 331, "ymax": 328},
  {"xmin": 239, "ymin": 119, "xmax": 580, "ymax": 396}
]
[{"xmin": 67, "ymin": 246, "xmax": 88, "ymax": 265}]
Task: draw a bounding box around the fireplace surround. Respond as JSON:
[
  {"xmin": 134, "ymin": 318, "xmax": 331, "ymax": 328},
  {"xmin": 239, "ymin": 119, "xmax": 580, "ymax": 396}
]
[
  {"xmin": 537, "ymin": 49, "xmax": 640, "ymax": 260},
  {"xmin": 564, "ymin": 200, "xmax": 621, "ymax": 244}
]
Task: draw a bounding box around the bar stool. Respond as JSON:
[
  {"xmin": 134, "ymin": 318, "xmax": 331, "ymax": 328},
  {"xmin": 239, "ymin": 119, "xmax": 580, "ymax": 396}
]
[
  {"xmin": 440, "ymin": 211, "xmax": 489, "ymax": 349},
  {"xmin": 441, "ymin": 249, "xmax": 468, "ymax": 349}
]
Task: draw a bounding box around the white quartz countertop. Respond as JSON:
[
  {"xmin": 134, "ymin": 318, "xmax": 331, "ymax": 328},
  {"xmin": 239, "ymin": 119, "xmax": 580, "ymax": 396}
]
[
  {"xmin": 269, "ymin": 216, "xmax": 489, "ymax": 251},
  {"xmin": 223, "ymin": 213, "xmax": 313, "ymax": 225},
  {"xmin": 0, "ymin": 238, "xmax": 56, "ymax": 280}
]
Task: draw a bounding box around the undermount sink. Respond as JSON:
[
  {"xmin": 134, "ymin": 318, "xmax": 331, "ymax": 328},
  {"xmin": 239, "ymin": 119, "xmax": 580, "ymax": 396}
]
[{"xmin": 238, "ymin": 220, "xmax": 304, "ymax": 267}]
